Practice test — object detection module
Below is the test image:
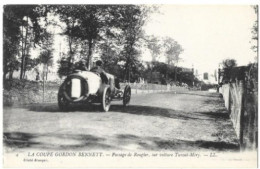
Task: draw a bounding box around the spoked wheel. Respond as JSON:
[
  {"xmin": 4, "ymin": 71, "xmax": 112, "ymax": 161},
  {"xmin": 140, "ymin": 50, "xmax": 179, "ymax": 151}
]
[
  {"xmin": 102, "ymin": 87, "xmax": 111, "ymax": 112},
  {"xmin": 58, "ymin": 91, "xmax": 69, "ymax": 111},
  {"xmin": 123, "ymin": 85, "xmax": 131, "ymax": 106}
]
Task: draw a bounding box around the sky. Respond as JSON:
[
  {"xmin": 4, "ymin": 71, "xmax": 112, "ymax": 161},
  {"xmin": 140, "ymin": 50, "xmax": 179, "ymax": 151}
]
[{"xmin": 143, "ymin": 5, "xmax": 257, "ymax": 76}]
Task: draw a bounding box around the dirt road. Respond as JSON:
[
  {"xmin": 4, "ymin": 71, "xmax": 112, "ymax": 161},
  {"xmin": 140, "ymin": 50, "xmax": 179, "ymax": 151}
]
[{"xmin": 4, "ymin": 91, "xmax": 239, "ymax": 152}]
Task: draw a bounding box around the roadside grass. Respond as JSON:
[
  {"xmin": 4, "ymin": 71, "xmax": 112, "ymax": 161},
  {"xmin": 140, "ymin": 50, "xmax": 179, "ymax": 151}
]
[{"xmin": 3, "ymin": 79, "xmax": 59, "ymax": 106}]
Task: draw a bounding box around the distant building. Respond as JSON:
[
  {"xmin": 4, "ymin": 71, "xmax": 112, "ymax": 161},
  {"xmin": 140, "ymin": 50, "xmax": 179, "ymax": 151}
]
[
  {"xmin": 203, "ymin": 73, "xmax": 208, "ymax": 80},
  {"xmin": 193, "ymin": 69, "xmax": 218, "ymax": 84},
  {"xmin": 201, "ymin": 72, "xmax": 218, "ymax": 84}
]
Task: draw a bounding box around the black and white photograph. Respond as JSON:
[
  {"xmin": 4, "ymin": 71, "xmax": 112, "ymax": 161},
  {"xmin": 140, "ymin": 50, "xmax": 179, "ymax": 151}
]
[{"xmin": 2, "ymin": 3, "xmax": 258, "ymax": 168}]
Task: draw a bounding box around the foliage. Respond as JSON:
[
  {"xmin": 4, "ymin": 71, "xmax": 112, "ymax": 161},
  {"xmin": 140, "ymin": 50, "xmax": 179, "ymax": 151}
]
[
  {"xmin": 99, "ymin": 40, "xmax": 122, "ymax": 78},
  {"xmin": 221, "ymin": 59, "xmax": 237, "ymax": 69},
  {"xmin": 24, "ymin": 57, "xmax": 39, "ymax": 73},
  {"xmin": 117, "ymin": 5, "xmax": 149, "ymax": 81},
  {"xmin": 3, "ymin": 5, "xmax": 190, "ymax": 85},
  {"xmin": 146, "ymin": 35, "xmax": 162, "ymax": 61},
  {"xmin": 3, "ymin": 6, "xmax": 22, "ymax": 79},
  {"xmin": 53, "ymin": 5, "xmax": 151, "ymax": 81},
  {"xmin": 54, "ymin": 5, "xmax": 126, "ymax": 70},
  {"xmin": 38, "ymin": 32, "xmax": 54, "ymax": 80},
  {"xmin": 57, "ymin": 57, "xmax": 71, "ymax": 78},
  {"xmin": 3, "ymin": 5, "xmax": 49, "ymax": 80},
  {"xmin": 163, "ymin": 37, "xmax": 184, "ymax": 65}
]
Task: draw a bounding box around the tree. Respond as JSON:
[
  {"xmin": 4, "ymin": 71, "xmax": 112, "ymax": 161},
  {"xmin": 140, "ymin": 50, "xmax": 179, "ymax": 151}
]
[
  {"xmin": 163, "ymin": 37, "xmax": 183, "ymax": 65},
  {"xmin": 24, "ymin": 57, "xmax": 39, "ymax": 79},
  {"xmin": 38, "ymin": 50, "xmax": 53, "ymax": 80},
  {"xmin": 99, "ymin": 40, "xmax": 121, "ymax": 77},
  {"xmin": 145, "ymin": 35, "xmax": 162, "ymax": 82},
  {"xmin": 3, "ymin": 5, "xmax": 49, "ymax": 80},
  {"xmin": 117, "ymin": 5, "xmax": 149, "ymax": 82},
  {"xmin": 54, "ymin": 5, "xmax": 121, "ymax": 72},
  {"xmin": 146, "ymin": 35, "xmax": 162, "ymax": 61},
  {"xmin": 53, "ymin": 5, "xmax": 83, "ymax": 74},
  {"xmin": 221, "ymin": 59, "xmax": 237, "ymax": 69},
  {"xmin": 18, "ymin": 5, "xmax": 48, "ymax": 79},
  {"xmin": 38, "ymin": 32, "xmax": 54, "ymax": 80},
  {"xmin": 75, "ymin": 5, "xmax": 106, "ymax": 69},
  {"xmin": 53, "ymin": 5, "xmax": 154, "ymax": 80},
  {"xmin": 3, "ymin": 6, "xmax": 21, "ymax": 80},
  {"xmin": 163, "ymin": 37, "xmax": 184, "ymax": 82}
]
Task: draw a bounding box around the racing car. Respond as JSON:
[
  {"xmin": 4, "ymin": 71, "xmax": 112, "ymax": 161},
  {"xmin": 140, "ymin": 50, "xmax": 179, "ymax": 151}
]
[{"xmin": 58, "ymin": 69, "xmax": 131, "ymax": 112}]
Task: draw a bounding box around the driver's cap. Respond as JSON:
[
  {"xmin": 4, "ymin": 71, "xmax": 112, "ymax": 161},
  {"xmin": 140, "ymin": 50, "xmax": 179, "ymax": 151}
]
[{"xmin": 96, "ymin": 60, "xmax": 103, "ymax": 66}]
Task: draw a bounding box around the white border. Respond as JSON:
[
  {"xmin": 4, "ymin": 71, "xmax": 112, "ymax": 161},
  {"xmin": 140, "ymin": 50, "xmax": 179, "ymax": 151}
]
[{"xmin": 1, "ymin": 0, "xmax": 260, "ymax": 5}]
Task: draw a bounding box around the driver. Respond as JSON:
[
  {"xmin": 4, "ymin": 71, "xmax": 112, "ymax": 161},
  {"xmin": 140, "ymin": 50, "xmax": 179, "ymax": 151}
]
[
  {"xmin": 91, "ymin": 60, "xmax": 121, "ymax": 93},
  {"xmin": 90, "ymin": 60, "xmax": 109, "ymax": 84},
  {"xmin": 90, "ymin": 60, "xmax": 105, "ymax": 74}
]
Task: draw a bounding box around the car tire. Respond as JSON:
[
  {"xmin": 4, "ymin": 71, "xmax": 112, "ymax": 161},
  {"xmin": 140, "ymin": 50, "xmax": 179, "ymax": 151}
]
[
  {"xmin": 123, "ymin": 85, "xmax": 131, "ymax": 106},
  {"xmin": 101, "ymin": 86, "xmax": 111, "ymax": 112}
]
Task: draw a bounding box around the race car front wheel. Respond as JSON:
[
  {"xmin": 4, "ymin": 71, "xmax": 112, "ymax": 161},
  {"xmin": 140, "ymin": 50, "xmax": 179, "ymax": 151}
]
[
  {"xmin": 101, "ymin": 86, "xmax": 111, "ymax": 112},
  {"xmin": 123, "ymin": 85, "xmax": 131, "ymax": 106}
]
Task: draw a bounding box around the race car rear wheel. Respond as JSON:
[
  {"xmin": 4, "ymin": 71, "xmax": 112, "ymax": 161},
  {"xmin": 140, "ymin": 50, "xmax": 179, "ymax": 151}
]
[
  {"xmin": 102, "ymin": 87, "xmax": 111, "ymax": 112},
  {"xmin": 123, "ymin": 85, "xmax": 131, "ymax": 106}
]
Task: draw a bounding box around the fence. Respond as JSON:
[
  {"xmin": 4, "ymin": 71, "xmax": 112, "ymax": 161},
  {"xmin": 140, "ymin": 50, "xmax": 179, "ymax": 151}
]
[
  {"xmin": 219, "ymin": 64, "xmax": 258, "ymax": 150},
  {"xmin": 4, "ymin": 79, "xmax": 188, "ymax": 106},
  {"xmin": 120, "ymin": 83, "xmax": 188, "ymax": 94}
]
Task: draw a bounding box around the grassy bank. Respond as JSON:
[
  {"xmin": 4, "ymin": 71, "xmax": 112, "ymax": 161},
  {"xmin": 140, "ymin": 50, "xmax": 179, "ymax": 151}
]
[{"xmin": 3, "ymin": 79, "xmax": 59, "ymax": 106}]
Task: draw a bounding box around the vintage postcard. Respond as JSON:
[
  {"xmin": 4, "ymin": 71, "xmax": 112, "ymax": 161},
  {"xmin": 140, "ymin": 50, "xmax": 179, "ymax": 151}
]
[{"xmin": 2, "ymin": 3, "xmax": 258, "ymax": 168}]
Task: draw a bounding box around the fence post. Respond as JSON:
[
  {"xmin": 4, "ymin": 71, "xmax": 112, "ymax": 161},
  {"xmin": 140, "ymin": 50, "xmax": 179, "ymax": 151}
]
[
  {"xmin": 239, "ymin": 80, "xmax": 245, "ymax": 149},
  {"xmin": 43, "ymin": 79, "xmax": 45, "ymax": 103},
  {"xmin": 228, "ymin": 84, "xmax": 231, "ymax": 114}
]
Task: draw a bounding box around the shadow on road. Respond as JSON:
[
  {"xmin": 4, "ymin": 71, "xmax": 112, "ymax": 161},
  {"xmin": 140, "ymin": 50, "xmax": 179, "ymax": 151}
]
[
  {"xmin": 4, "ymin": 132, "xmax": 117, "ymax": 151},
  {"xmin": 4, "ymin": 132, "xmax": 239, "ymax": 151},
  {"xmin": 26, "ymin": 103, "xmax": 228, "ymax": 121},
  {"xmin": 24, "ymin": 102, "xmax": 231, "ymax": 122},
  {"xmin": 27, "ymin": 103, "xmax": 102, "ymax": 113},
  {"xmin": 110, "ymin": 105, "xmax": 214, "ymax": 121},
  {"xmin": 178, "ymin": 91, "xmax": 222, "ymax": 98}
]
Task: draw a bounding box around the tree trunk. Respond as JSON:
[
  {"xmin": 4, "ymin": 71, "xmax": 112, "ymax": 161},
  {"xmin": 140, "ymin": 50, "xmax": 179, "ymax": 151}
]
[
  {"xmin": 123, "ymin": 62, "xmax": 127, "ymax": 82},
  {"xmin": 23, "ymin": 69, "xmax": 26, "ymax": 79},
  {"xmin": 20, "ymin": 16, "xmax": 29, "ymax": 80},
  {"xmin": 174, "ymin": 66, "xmax": 177, "ymax": 82},
  {"xmin": 68, "ymin": 35, "xmax": 73, "ymax": 75},
  {"xmin": 128, "ymin": 66, "xmax": 130, "ymax": 82},
  {"xmin": 20, "ymin": 26, "xmax": 24, "ymax": 79},
  {"xmin": 46, "ymin": 65, "xmax": 49, "ymax": 81},
  {"xmin": 87, "ymin": 39, "xmax": 93, "ymax": 69},
  {"xmin": 67, "ymin": 21, "xmax": 75, "ymax": 75},
  {"xmin": 150, "ymin": 64, "xmax": 153, "ymax": 83}
]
